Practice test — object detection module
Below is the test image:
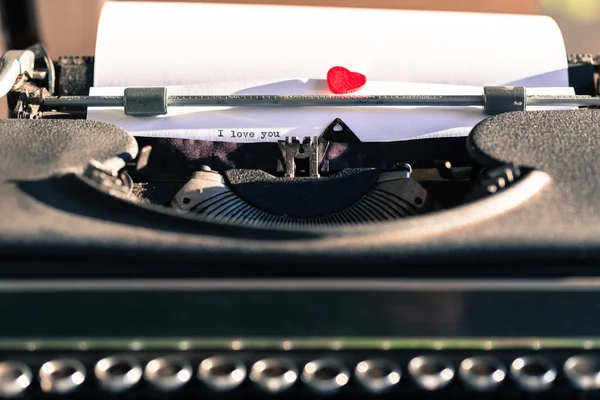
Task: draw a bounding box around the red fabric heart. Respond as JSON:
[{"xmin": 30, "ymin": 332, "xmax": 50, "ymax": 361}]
[{"xmin": 327, "ymin": 66, "xmax": 367, "ymax": 94}]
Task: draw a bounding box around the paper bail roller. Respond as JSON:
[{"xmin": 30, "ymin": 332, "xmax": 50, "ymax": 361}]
[
  {"xmin": 124, "ymin": 87, "xmax": 167, "ymax": 116},
  {"xmin": 43, "ymin": 86, "xmax": 600, "ymax": 117},
  {"xmin": 483, "ymin": 86, "xmax": 527, "ymax": 115}
]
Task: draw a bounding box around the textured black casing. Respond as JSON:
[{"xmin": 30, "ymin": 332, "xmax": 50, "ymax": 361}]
[{"xmin": 0, "ymin": 112, "xmax": 599, "ymax": 275}]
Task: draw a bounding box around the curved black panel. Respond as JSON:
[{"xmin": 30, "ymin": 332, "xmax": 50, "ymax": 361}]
[
  {"xmin": 0, "ymin": 113, "xmax": 599, "ymax": 267},
  {"xmin": 225, "ymin": 168, "xmax": 379, "ymax": 218}
]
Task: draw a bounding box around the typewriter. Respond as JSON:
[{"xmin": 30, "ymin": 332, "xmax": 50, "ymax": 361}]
[{"xmin": 2, "ymin": 6, "xmax": 600, "ymax": 398}]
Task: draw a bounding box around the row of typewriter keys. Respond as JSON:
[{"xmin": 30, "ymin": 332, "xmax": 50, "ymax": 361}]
[{"xmin": 0, "ymin": 354, "xmax": 598, "ymax": 396}]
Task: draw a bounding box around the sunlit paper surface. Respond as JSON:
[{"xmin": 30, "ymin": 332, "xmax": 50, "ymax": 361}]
[{"xmin": 88, "ymin": 2, "xmax": 572, "ymax": 142}]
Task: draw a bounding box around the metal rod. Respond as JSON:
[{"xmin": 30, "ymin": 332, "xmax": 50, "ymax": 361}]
[
  {"xmin": 167, "ymin": 94, "xmax": 484, "ymax": 107},
  {"xmin": 41, "ymin": 94, "xmax": 600, "ymax": 108},
  {"xmin": 43, "ymin": 96, "xmax": 124, "ymax": 107},
  {"xmin": 527, "ymin": 96, "xmax": 600, "ymax": 107},
  {"xmin": 43, "ymin": 94, "xmax": 484, "ymax": 108}
]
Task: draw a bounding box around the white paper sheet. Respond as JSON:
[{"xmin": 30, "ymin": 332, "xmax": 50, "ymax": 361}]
[
  {"xmin": 89, "ymin": 2, "xmax": 572, "ymax": 141},
  {"xmin": 94, "ymin": 2, "xmax": 569, "ymax": 88}
]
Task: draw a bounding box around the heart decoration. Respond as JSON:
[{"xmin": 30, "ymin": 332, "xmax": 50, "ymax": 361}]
[{"xmin": 327, "ymin": 66, "xmax": 367, "ymax": 94}]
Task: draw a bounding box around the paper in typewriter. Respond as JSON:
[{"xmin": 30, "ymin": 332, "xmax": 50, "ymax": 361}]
[{"xmin": 88, "ymin": 2, "xmax": 573, "ymax": 142}]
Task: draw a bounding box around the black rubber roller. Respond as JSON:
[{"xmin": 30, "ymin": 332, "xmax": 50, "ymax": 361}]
[
  {"xmin": 483, "ymin": 86, "xmax": 527, "ymax": 115},
  {"xmin": 124, "ymin": 87, "xmax": 167, "ymax": 116}
]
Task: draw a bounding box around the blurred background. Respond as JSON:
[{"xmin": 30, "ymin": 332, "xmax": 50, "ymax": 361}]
[{"xmin": 0, "ymin": 0, "xmax": 598, "ymax": 59}]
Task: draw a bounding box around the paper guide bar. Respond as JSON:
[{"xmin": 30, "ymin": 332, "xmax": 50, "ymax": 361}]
[{"xmin": 41, "ymin": 86, "xmax": 600, "ymax": 116}]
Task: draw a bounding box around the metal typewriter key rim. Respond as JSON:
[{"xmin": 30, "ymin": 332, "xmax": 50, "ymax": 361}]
[
  {"xmin": 355, "ymin": 359, "xmax": 401, "ymax": 393},
  {"xmin": 459, "ymin": 356, "xmax": 506, "ymax": 391},
  {"xmin": 143, "ymin": 356, "xmax": 193, "ymax": 392},
  {"xmin": 301, "ymin": 358, "xmax": 350, "ymax": 394},
  {"xmin": 94, "ymin": 355, "xmax": 142, "ymax": 392},
  {"xmin": 0, "ymin": 361, "xmax": 32, "ymax": 397},
  {"xmin": 408, "ymin": 355, "xmax": 455, "ymax": 391},
  {"xmin": 249, "ymin": 358, "xmax": 298, "ymax": 393},
  {"xmin": 510, "ymin": 356, "xmax": 557, "ymax": 392},
  {"xmin": 563, "ymin": 355, "xmax": 600, "ymax": 390},
  {"xmin": 39, "ymin": 358, "xmax": 86, "ymax": 394},
  {"xmin": 197, "ymin": 356, "xmax": 246, "ymax": 391}
]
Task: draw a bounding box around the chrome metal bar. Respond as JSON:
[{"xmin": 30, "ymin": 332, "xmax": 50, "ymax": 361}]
[
  {"xmin": 42, "ymin": 94, "xmax": 600, "ymax": 108},
  {"xmin": 43, "ymin": 96, "xmax": 124, "ymax": 107},
  {"xmin": 167, "ymin": 94, "xmax": 484, "ymax": 107},
  {"xmin": 43, "ymin": 94, "xmax": 484, "ymax": 108},
  {"xmin": 40, "ymin": 89, "xmax": 600, "ymax": 116},
  {"xmin": 527, "ymin": 95, "xmax": 600, "ymax": 107}
]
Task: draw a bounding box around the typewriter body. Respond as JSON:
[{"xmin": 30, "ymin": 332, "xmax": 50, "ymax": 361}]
[{"xmin": 2, "ymin": 34, "xmax": 600, "ymax": 398}]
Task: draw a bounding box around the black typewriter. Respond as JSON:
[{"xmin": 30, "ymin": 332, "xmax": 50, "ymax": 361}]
[{"xmin": 2, "ymin": 2, "xmax": 600, "ymax": 398}]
